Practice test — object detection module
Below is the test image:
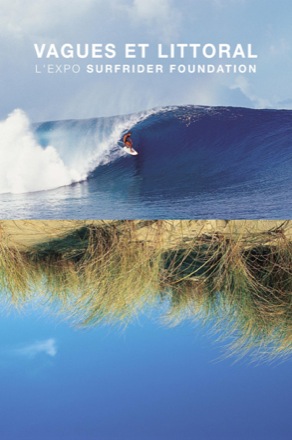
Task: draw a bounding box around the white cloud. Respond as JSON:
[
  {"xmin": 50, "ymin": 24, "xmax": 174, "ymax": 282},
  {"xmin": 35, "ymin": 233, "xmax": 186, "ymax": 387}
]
[
  {"xmin": 0, "ymin": 0, "xmax": 181, "ymax": 42},
  {"xmin": 12, "ymin": 338, "xmax": 57, "ymax": 358},
  {"xmin": 211, "ymin": 0, "xmax": 246, "ymax": 6},
  {"xmin": 127, "ymin": 0, "xmax": 182, "ymax": 41},
  {"xmin": 0, "ymin": 0, "xmax": 95, "ymax": 38},
  {"xmin": 269, "ymin": 38, "xmax": 291, "ymax": 57},
  {"xmin": 184, "ymin": 78, "xmax": 220, "ymax": 107},
  {"xmin": 230, "ymin": 77, "xmax": 271, "ymax": 108}
]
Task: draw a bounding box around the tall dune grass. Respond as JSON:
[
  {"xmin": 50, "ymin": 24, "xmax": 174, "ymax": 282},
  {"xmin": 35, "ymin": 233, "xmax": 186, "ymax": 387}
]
[
  {"xmin": 161, "ymin": 224, "xmax": 292, "ymax": 357},
  {"xmin": 0, "ymin": 220, "xmax": 291, "ymax": 357}
]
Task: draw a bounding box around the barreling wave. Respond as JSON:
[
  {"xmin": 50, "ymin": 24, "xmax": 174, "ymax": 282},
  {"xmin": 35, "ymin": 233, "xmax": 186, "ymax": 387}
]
[
  {"xmin": 0, "ymin": 105, "xmax": 291, "ymax": 218},
  {"xmin": 0, "ymin": 107, "xmax": 154, "ymax": 194}
]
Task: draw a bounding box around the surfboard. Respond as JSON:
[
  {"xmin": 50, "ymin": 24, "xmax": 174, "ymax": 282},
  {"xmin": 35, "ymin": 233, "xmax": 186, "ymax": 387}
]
[{"xmin": 123, "ymin": 146, "xmax": 138, "ymax": 155}]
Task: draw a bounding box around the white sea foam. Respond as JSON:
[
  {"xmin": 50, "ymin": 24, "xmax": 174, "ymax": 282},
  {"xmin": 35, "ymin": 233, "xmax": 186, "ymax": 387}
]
[{"xmin": 0, "ymin": 109, "xmax": 83, "ymax": 194}]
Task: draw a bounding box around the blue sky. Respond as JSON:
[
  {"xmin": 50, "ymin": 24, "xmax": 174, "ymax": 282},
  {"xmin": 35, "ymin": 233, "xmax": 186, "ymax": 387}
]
[
  {"xmin": 1, "ymin": 0, "xmax": 292, "ymax": 121},
  {"xmin": 0, "ymin": 306, "xmax": 292, "ymax": 439}
]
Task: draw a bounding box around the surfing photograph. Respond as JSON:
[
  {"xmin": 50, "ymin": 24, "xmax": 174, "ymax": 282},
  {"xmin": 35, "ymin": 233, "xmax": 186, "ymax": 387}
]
[{"xmin": 1, "ymin": 0, "xmax": 292, "ymax": 219}]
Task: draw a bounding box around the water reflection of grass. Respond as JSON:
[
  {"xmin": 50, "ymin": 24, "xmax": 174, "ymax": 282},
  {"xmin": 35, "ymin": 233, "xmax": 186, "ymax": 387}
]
[{"xmin": 0, "ymin": 220, "xmax": 291, "ymax": 357}]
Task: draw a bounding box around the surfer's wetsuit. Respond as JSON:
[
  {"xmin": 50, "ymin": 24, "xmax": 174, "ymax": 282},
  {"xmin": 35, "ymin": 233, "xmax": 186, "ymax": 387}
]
[{"xmin": 123, "ymin": 132, "xmax": 133, "ymax": 148}]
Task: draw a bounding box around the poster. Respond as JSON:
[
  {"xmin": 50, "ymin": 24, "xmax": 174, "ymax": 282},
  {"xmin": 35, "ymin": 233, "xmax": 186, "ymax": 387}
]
[{"xmin": 0, "ymin": 1, "xmax": 291, "ymax": 439}]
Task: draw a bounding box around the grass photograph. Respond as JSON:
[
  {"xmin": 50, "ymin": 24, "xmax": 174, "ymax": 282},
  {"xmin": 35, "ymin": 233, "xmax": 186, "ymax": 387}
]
[{"xmin": 1, "ymin": 219, "xmax": 291, "ymax": 358}]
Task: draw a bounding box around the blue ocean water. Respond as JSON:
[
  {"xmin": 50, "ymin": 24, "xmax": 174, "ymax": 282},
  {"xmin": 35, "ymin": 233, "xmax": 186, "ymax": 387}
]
[{"xmin": 1, "ymin": 105, "xmax": 291, "ymax": 219}]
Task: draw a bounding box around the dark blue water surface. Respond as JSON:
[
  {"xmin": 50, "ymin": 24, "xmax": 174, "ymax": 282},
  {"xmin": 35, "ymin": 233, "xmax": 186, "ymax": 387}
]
[{"xmin": 1, "ymin": 106, "xmax": 292, "ymax": 219}]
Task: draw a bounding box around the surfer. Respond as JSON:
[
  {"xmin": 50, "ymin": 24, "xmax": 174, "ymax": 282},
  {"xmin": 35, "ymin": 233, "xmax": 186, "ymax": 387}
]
[
  {"xmin": 123, "ymin": 132, "xmax": 135, "ymax": 153},
  {"xmin": 120, "ymin": 131, "xmax": 138, "ymax": 155}
]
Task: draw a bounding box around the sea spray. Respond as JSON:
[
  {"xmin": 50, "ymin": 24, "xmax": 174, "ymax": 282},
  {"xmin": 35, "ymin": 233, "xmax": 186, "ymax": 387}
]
[{"xmin": 0, "ymin": 109, "xmax": 82, "ymax": 194}]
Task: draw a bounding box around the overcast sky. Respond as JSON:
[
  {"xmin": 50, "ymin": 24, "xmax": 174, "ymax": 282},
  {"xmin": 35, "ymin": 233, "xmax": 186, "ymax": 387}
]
[{"xmin": 1, "ymin": 0, "xmax": 292, "ymax": 121}]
